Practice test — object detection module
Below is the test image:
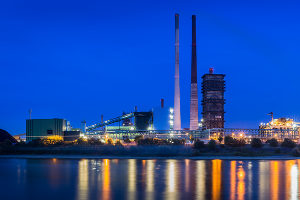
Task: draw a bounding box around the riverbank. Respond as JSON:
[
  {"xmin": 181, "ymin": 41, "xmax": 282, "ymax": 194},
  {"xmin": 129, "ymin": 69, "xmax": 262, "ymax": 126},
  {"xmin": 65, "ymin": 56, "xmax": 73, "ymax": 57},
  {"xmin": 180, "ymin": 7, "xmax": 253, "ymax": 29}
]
[
  {"xmin": 0, "ymin": 154, "xmax": 297, "ymax": 160},
  {"xmin": 1, "ymin": 144, "xmax": 300, "ymax": 158}
]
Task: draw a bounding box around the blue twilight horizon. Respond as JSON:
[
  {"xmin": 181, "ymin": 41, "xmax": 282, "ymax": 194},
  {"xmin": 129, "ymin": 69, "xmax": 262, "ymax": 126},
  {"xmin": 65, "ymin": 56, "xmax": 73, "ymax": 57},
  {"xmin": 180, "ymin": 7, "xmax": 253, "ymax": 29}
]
[{"xmin": 1, "ymin": 0, "xmax": 300, "ymax": 134}]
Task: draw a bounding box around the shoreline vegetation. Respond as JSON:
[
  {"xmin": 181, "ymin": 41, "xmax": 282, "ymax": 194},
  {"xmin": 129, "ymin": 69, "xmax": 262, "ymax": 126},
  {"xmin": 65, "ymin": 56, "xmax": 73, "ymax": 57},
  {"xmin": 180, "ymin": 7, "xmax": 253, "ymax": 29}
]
[{"xmin": 1, "ymin": 136, "xmax": 300, "ymax": 158}]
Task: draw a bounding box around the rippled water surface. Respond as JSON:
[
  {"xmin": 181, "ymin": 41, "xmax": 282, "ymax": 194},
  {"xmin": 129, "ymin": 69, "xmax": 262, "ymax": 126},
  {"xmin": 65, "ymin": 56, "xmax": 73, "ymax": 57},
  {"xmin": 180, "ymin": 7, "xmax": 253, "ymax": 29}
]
[{"xmin": 0, "ymin": 158, "xmax": 300, "ymax": 200}]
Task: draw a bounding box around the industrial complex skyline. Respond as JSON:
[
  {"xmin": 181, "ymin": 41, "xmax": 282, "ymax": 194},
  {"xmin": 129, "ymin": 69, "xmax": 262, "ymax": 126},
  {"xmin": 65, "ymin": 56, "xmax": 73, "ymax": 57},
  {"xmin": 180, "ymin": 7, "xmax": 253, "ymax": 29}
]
[
  {"xmin": 1, "ymin": 0, "xmax": 300, "ymax": 134},
  {"xmin": 2, "ymin": 2, "xmax": 300, "ymax": 200}
]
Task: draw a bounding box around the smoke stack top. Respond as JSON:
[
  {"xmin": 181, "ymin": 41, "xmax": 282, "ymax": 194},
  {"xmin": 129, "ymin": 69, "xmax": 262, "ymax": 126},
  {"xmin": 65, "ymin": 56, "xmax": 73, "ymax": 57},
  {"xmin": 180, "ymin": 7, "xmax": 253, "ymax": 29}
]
[{"xmin": 160, "ymin": 98, "xmax": 164, "ymax": 108}]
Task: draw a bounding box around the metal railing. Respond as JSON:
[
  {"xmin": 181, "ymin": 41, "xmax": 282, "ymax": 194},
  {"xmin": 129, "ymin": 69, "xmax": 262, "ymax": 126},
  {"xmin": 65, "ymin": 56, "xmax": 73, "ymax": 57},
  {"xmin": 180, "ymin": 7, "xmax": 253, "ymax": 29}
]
[{"xmin": 86, "ymin": 128, "xmax": 300, "ymax": 141}]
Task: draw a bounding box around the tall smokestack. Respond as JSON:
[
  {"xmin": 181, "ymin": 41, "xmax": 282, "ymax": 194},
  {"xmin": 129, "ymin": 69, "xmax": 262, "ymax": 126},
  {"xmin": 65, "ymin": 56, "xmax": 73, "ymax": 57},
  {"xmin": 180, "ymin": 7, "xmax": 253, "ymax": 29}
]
[
  {"xmin": 174, "ymin": 13, "xmax": 181, "ymax": 130},
  {"xmin": 190, "ymin": 15, "xmax": 199, "ymax": 130},
  {"xmin": 160, "ymin": 98, "xmax": 164, "ymax": 108}
]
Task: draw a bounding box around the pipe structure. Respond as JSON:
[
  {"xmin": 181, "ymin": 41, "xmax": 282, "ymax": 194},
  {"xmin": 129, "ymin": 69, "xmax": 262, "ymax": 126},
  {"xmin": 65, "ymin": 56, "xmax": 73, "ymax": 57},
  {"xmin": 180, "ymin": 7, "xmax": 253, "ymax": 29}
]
[
  {"xmin": 174, "ymin": 13, "xmax": 181, "ymax": 130},
  {"xmin": 190, "ymin": 15, "xmax": 199, "ymax": 130}
]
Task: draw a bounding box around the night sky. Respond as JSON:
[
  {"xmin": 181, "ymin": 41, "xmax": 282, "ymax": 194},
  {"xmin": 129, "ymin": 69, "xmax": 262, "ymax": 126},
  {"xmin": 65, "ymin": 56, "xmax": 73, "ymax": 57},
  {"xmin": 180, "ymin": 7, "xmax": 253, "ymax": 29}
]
[{"xmin": 1, "ymin": 0, "xmax": 300, "ymax": 134}]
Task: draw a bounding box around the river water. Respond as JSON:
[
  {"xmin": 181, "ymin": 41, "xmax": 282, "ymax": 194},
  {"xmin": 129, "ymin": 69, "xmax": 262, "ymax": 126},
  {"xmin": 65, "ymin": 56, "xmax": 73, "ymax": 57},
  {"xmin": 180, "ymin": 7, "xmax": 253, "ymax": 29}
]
[{"xmin": 0, "ymin": 158, "xmax": 299, "ymax": 200}]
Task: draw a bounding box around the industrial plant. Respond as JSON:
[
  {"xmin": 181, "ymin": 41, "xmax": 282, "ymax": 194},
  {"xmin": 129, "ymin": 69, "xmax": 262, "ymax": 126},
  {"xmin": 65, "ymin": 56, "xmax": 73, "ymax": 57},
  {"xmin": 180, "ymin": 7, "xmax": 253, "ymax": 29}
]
[{"xmin": 23, "ymin": 14, "xmax": 300, "ymax": 144}]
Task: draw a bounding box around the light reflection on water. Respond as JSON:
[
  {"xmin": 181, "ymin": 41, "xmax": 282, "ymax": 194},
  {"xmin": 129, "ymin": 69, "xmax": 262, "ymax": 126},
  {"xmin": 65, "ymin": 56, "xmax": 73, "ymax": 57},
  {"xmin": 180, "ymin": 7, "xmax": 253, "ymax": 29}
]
[
  {"xmin": 128, "ymin": 159, "xmax": 136, "ymax": 200},
  {"xmin": 102, "ymin": 159, "xmax": 110, "ymax": 200},
  {"xmin": 212, "ymin": 159, "xmax": 222, "ymax": 200},
  {"xmin": 146, "ymin": 160, "xmax": 154, "ymax": 200},
  {"xmin": 2, "ymin": 159, "xmax": 300, "ymax": 200},
  {"xmin": 166, "ymin": 160, "xmax": 179, "ymax": 200},
  {"xmin": 196, "ymin": 160, "xmax": 205, "ymax": 200},
  {"xmin": 77, "ymin": 159, "xmax": 88, "ymax": 200}
]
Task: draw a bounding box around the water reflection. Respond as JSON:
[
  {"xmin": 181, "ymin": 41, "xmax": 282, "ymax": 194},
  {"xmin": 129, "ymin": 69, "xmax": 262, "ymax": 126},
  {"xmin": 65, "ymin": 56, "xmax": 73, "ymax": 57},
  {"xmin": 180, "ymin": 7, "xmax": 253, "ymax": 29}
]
[
  {"xmin": 77, "ymin": 159, "xmax": 89, "ymax": 200},
  {"xmin": 237, "ymin": 163, "xmax": 245, "ymax": 200},
  {"xmin": 286, "ymin": 161, "xmax": 295, "ymax": 199},
  {"xmin": 102, "ymin": 159, "xmax": 110, "ymax": 200},
  {"xmin": 291, "ymin": 164, "xmax": 298, "ymax": 200},
  {"xmin": 231, "ymin": 161, "xmax": 236, "ymax": 200},
  {"xmin": 270, "ymin": 161, "xmax": 279, "ymax": 200},
  {"xmin": 185, "ymin": 159, "xmax": 190, "ymax": 193},
  {"xmin": 212, "ymin": 160, "xmax": 222, "ymax": 200},
  {"xmin": 259, "ymin": 161, "xmax": 270, "ymax": 200},
  {"xmin": 165, "ymin": 160, "xmax": 178, "ymax": 200},
  {"xmin": 8, "ymin": 159, "xmax": 300, "ymax": 200},
  {"xmin": 247, "ymin": 162, "xmax": 252, "ymax": 200},
  {"xmin": 128, "ymin": 159, "xmax": 136, "ymax": 200},
  {"xmin": 73, "ymin": 159, "xmax": 300, "ymax": 200},
  {"xmin": 146, "ymin": 160, "xmax": 155, "ymax": 200},
  {"xmin": 196, "ymin": 160, "xmax": 205, "ymax": 200}
]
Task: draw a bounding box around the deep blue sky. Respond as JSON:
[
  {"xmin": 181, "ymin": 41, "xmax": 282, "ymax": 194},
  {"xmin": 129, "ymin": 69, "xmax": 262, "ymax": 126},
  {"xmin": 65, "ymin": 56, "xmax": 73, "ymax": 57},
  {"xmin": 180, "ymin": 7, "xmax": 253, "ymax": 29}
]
[{"xmin": 1, "ymin": 0, "xmax": 300, "ymax": 134}]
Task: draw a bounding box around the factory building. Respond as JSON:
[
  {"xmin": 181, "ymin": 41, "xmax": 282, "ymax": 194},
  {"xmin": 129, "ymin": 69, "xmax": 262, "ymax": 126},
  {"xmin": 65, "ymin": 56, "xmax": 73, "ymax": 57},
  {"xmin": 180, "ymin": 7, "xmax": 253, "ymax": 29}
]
[
  {"xmin": 152, "ymin": 99, "xmax": 174, "ymax": 130},
  {"xmin": 201, "ymin": 68, "xmax": 225, "ymax": 129},
  {"xmin": 26, "ymin": 118, "xmax": 67, "ymax": 141},
  {"xmin": 259, "ymin": 117, "xmax": 299, "ymax": 130},
  {"xmin": 259, "ymin": 117, "xmax": 300, "ymax": 140},
  {"xmin": 134, "ymin": 112, "xmax": 153, "ymax": 130}
]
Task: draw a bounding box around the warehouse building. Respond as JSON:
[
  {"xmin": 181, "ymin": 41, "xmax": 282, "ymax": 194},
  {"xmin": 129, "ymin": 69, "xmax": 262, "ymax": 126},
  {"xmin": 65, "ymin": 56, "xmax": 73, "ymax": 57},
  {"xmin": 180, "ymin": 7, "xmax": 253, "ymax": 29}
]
[
  {"xmin": 26, "ymin": 118, "xmax": 67, "ymax": 141},
  {"xmin": 152, "ymin": 99, "xmax": 174, "ymax": 130}
]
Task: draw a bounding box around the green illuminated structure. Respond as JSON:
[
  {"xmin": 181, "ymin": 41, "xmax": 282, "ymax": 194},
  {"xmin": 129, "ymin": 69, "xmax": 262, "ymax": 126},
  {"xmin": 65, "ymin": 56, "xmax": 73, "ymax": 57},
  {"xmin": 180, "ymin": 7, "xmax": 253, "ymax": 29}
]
[{"xmin": 26, "ymin": 119, "xmax": 67, "ymax": 141}]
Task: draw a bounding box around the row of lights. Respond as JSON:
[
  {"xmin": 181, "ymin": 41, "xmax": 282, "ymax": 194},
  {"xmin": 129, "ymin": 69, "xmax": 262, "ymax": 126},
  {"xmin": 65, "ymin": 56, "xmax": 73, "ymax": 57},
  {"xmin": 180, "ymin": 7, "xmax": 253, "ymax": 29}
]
[
  {"xmin": 169, "ymin": 107, "xmax": 205, "ymax": 130},
  {"xmin": 169, "ymin": 108, "xmax": 174, "ymax": 129}
]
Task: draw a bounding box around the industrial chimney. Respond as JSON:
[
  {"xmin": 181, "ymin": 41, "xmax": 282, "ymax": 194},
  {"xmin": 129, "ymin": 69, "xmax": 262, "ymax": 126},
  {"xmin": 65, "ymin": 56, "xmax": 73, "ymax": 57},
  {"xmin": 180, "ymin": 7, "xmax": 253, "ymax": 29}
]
[
  {"xmin": 190, "ymin": 15, "xmax": 199, "ymax": 130},
  {"xmin": 174, "ymin": 13, "xmax": 181, "ymax": 130},
  {"xmin": 160, "ymin": 98, "xmax": 164, "ymax": 108}
]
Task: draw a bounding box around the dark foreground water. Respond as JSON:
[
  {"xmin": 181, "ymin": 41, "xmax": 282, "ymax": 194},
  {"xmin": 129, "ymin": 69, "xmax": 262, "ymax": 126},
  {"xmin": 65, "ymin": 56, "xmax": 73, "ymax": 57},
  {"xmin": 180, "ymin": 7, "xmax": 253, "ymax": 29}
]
[{"xmin": 0, "ymin": 158, "xmax": 300, "ymax": 200}]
